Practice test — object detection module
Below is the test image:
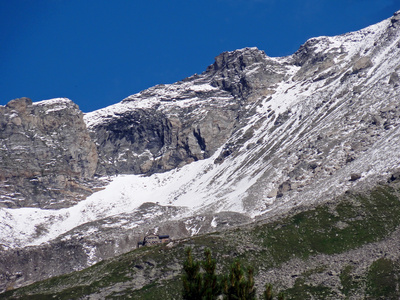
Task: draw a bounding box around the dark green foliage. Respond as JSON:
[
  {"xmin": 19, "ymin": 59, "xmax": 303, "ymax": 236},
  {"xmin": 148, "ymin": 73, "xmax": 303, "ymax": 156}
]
[
  {"xmin": 277, "ymin": 292, "xmax": 285, "ymax": 300},
  {"xmin": 202, "ymin": 248, "xmax": 221, "ymax": 299},
  {"xmin": 339, "ymin": 265, "xmax": 362, "ymax": 296},
  {"xmin": 182, "ymin": 247, "xmax": 203, "ymax": 300},
  {"xmin": 180, "ymin": 248, "xmax": 284, "ymax": 300},
  {"xmin": 182, "ymin": 247, "xmax": 221, "ymax": 300},
  {"xmin": 263, "ymin": 283, "xmax": 285, "ymax": 300},
  {"xmin": 222, "ymin": 260, "xmax": 256, "ymax": 300},
  {"xmin": 263, "ymin": 284, "xmax": 273, "ymax": 300},
  {"xmin": 284, "ymin": 278, "xmax": 334, "ymax": 299},
  {"xmin": 182, "ymin": 248, "xmax": 257, "ymax": 300},
  {"xmin": 366, "ymin": 258, "xmax": 400, "ymax": 299}
]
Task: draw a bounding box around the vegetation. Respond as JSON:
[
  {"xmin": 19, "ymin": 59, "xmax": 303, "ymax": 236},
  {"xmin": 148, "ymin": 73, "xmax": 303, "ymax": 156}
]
[
  {"xmin": 339, "ymin": 265, "xmax": 362, "ymax": 296},
  {"xmin": 252, "ymin": 185, "xmax": 400, "ymax": 265},
  {"xmin": 182, "ymin": 247, "xmax": 210, "ymax": 299},
  {"xmin": 221, "ymin": 260, "xmax": 256, "ymax": 300},
  {"xmin": 263, "ymin": 284, "xmax": 284, "ymax": 300},
  {"xmin": 366, "ymin": 258, "xmax": 400, "ymax": 299},
  {"xmin": 201, "ymin": 249, "xmax": 220, "ymax": 299},
  {"xmin": 2, "ymin": 183, "xmax": 400, "ymax": 299},
  {"xmin": 182, "ymin": 247, "xmax": 280, "ymax": 300}
]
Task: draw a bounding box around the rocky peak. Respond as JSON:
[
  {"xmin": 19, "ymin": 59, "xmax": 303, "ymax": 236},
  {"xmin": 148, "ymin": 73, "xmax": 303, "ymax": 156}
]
[
  {"xmin": 86, "ymin": 78, "xmax": 239, "ymax": 176},
  {"xmin": 207, "ymin": 47, "xmax": 266, "ymax": 73},
  {"xmin": 0, "ymin": 98, "xmax": 99, "ymax": 208},
  {"xmin": 390, "ymin": 10, "xmax": 400, "ymax": 26},
  {"xmin": 85, "ymin": 47, "xmax": 292, "ymax": 178},
  {"xmin": 5, "ymin": 97, "xmax": 32, "ymax": 112},
  {"xmin": 290, "ymin": 14, "xmax": 399, "ymax": 84},
  {"xmin": 205, "ymin": 47, "xmax": 287, "ymax": 99}
]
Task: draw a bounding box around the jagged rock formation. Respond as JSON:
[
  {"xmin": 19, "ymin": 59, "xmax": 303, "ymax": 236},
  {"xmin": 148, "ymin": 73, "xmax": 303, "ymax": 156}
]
[
  {"xmin": 86, "ymin": 83, "xmax": 237, "ymax": 175},
  {"xmin": 1, "ymin": 10, "xmax": 400, "ymax": 296},
  {"xmin": 0, "ymin": 98, "xmax": 98, "ymax": 208},
  {"xmin": 84, "ymin": 46, "xmax": 285, "ymax": 176}
]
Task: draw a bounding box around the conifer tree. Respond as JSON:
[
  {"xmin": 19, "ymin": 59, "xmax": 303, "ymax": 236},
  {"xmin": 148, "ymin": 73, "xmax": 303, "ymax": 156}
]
[
  {"xmin": 181, "ymin": 247, "xmax": 283, "ymax": 299},
  {"xmin": 182, "ymin": 247, "xmax": 203, "ymax": 300},
  {"xmin": 245, "ymin": 266, "xmax": 256, "ymax": 300},
  {"xmin": 202, "ymin": 248, "xmax": 220, "ymax": 299},
  {"xmin": 223, "ymin": 260, "xmax": 256, "ymax": 300},
  {"xmin": 263, "ymin": 283, "xmax": 285, "ymax": 300},
  {"xmin": 263, "ymin": 284, "xmax": 273, "ymax": 300}
]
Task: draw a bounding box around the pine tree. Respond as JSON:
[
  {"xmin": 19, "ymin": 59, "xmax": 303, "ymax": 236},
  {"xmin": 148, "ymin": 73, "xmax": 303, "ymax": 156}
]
[
  {"xmin": 181, "ymin": 247, "xmax": 283, "ymax": 300},
  {"xmin": 223, "ymin": 260, "xmax": 256, "ymax": 300},
  {"xmin": 263, "ymin": 284, "xmax": 273, "ymax": 300},
  {"xmin": 202, "ymin": 248, "xmax": 220, "ymax": 299},
  {"xmin": 182, "ymin": 247, "xmax": 203, "ymax": 300},
  {"xmin": 245, "ymin": 266, "xmax": 256, "ymax": 299},
  {"xmin": 263, "ymin": 283, "xmax": 285, "ymax": 300}
]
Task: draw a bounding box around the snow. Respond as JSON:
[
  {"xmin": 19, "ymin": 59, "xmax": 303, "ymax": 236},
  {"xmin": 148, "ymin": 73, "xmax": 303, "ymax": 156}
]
[
  {"xmin": 84, "ymin": 76, "xmax": 233, "ymax": 128},
  {"xmin": 0, "ymin": 154, "xmax": 218, "ymax": 248},
  {"xmin": 33, "ymin": 98, "xmax": 75, "ymax": 113},
  {"xmin": 2, "ymin": 13, "xmax": 400, "ymax": 251},
  {"xmin": 82, "ymin": 243, "xmax": 97, "ymax": 266},
  {"xmin": 190, "ymin": 83, "xmax": 217, "ymax": 92},
  {"xmin": 0, "ymin": 133, "xmax": 280, "ymax": 248}
]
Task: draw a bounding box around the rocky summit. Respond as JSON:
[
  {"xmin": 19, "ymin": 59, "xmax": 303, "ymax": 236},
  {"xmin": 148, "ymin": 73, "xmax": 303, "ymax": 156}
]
[
  {"xmin": 0, "ymin": 98, "xmax": 99, "ymax": 209},
  {"xmin": 1, "ymin": 10, "xmax": 400, "ymax": 297}
]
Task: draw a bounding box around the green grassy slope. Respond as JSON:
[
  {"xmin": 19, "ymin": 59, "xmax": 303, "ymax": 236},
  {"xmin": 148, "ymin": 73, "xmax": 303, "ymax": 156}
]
[{"xmin": 2, "ymin": 183, "xmax": 400, "ymax": 299}]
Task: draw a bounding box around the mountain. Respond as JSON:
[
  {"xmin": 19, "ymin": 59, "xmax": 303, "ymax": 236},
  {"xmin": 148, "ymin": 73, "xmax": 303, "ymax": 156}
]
[
  {"xmin": 3, "ymin": 182, "xmax": 400, "ymax": 299},
  {"xmin": 1, "ymin": 10, "xmax": 400, "ymax": 296}
]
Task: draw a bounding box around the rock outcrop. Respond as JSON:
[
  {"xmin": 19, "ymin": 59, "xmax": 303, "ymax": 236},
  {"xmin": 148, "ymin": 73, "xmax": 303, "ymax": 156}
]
[
  {"xmin": 2, "ymin": 10, "xmax": 400, "ymax": 296},
  {"xmin": 0, "ymin": 98, "xmax": 98, "ymax": 208},
  {"xmin": 86, "ymin": 91, "xmax": 239, "ymax": 175},
  {"xmin": 85, "ymin": 47, "xmax": 289, "ymax": 176}
]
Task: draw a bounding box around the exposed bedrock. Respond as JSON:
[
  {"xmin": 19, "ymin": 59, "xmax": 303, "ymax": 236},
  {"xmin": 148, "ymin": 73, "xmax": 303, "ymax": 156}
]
[{"xmin": 0, "ymin": 97, "xmax": 98, "ymax": 208}]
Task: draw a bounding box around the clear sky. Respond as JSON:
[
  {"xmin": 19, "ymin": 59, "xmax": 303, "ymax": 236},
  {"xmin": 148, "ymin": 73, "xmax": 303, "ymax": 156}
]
[{"xmin": 1, "ymin": 0, "xmax": 398, "ymax": 112}]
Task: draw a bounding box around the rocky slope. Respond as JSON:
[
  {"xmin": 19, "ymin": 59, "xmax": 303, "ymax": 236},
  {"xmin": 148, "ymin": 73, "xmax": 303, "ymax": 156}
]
[
  {"xmin": 84, "ymin": 46, "xmax": 280, "ymax": 176},
  {"xmin": 3, "ymin": 180, "xmax": 400, "ymax": 299},
  {"xmin": 0, "ymin": 98, "xmax": 99, "ymax": 209},
  {"xmin": 1, "ymin": 10, "xmax": 400, "ymax": 295}
]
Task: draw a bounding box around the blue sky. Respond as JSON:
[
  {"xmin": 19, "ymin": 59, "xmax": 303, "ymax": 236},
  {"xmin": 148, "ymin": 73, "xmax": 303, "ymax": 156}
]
[{"xmin": 1, "ymin": 0, "xmax": 398, "ymax": 112}]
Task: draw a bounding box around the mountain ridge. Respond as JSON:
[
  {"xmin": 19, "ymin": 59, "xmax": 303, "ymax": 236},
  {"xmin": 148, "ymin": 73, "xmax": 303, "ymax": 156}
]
[{"xmin": 1, "ymin": 10, "xmax": 400, "ymax": 294}]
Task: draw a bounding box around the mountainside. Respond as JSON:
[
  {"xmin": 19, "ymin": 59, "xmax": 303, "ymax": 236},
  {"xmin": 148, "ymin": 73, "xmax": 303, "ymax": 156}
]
[
  {"xmin": 3, "ymin": 181, "xmax": 400, "ymax": 299},
  {"xmin": 1, "ymin": 10, "xmax": 400, "ymax": 296}
]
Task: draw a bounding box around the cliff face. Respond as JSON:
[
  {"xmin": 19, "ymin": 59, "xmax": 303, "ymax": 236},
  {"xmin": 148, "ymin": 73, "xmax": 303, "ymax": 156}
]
[
  {"xmin": 1, "ymin": 10, "xmax": 400, "ymax": 296},
  {"xmin": 85, "ymin": 84, "xmax": 238, "ymax": 175},
  {"xmin": 0, "ymin": 48, "xmax": 287, "ymax": 208},
  {"xmin": 0, "ymin": 98, "xmax": 98, "ymax": 208},
  {"xmin": 84, "ymin": 46, "xmax": 285, "ymax": 176}
]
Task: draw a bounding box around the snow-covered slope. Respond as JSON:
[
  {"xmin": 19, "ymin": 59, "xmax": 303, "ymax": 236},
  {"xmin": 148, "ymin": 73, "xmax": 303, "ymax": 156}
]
[{"xmin": 1, "ymin": 10, "xmax": 400, "ymax": 291}]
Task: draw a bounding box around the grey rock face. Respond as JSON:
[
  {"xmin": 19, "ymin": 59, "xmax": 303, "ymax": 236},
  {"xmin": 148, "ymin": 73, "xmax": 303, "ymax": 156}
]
[
  {"xmin": 86, "ymin": 47, "xmax": 288, "ymax": 176},
  {"xmin": 89, "ymin": 99, "xmax": 239, "ymax": 175},
  {"xmin": 0, "ymin": 98, "xmax": 98, "ymax": 208},
  {"xmin": 0, "ymin": 240, "xmax": 88, "ymax": 292},
  {"xmin": 3, "ymin": 10, "xmax": 400, "ymax": 295},
  {"xmin": 207, "ymin": 47, "xmax": 286, "ymax": 99}
]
